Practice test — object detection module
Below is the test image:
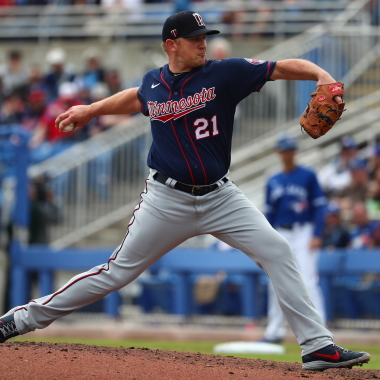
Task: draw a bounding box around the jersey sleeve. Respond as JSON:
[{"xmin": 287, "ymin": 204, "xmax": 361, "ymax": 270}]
[
  {"xmin": 225, "ymin": 58, "xmax": 276, "ymax": 104},
  {"xmin": 137, "ymin": 73, "xmax": 149, "ymax": 117}
]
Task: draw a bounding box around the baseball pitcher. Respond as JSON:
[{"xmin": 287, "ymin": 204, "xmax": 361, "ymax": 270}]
[{"xmin": 0, "ymin": 11, "xmax": 369, "ymax": 371}]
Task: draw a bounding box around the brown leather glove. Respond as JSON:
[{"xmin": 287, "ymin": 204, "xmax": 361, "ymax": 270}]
[{"xmin": 300, "ymin": 82, "xmax": 345, "ymax": 139}]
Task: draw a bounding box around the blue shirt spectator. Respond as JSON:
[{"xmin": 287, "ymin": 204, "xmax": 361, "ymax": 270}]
[{"xmin": 322, "ymin": 201, "xmax": 351, "ymax": 249}]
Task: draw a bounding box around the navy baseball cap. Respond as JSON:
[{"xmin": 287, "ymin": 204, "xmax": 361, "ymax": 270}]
[
  {"xmin": 162, "ymin": 11, "xmax": 220, "ymax": 42},
  {"xmin": 276, "ymin": 134, "xmax": 298, "ymax": 151}
]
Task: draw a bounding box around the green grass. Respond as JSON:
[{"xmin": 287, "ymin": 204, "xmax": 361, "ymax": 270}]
[{"xmin": 11, "ymin": 336, "xmax": 380, "ymax": 370}]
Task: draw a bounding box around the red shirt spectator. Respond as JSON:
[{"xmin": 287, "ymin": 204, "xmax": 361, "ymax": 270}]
[
  {"xmin": 0, "ymin": 0, "xmax": 15, "ymax": 7},
  {"xmin": 30, "ymin": 82, "xmax": 83, "ymax": 149}
]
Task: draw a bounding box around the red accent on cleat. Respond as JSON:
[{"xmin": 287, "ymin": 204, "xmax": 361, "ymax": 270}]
[{"xmin": 313, "ymin": 350, "xmax": 340, "ymax": 360}]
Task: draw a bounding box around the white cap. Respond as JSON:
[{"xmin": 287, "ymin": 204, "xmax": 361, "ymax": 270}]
[
  {"xmin": 58, "ymin": 82, "xmax": 79, "ymax": 98},
  {"xmin": 46, "ymin": 47, "xmax": 66, "ymax": 65}
]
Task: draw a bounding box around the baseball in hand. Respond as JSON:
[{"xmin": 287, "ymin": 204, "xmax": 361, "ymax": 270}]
[{"xmin": 60, "ymin": 122, "xmax": 75, "ymax": 132}]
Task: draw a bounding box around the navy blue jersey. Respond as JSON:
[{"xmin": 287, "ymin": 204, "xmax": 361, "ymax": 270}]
[
  {"xmin": 137, "ymin": 58, "xmax": 276, "ymax": 185},
  {"xmin": 265, "ymin": 166, "xmax": 326, "ymax": 237}
]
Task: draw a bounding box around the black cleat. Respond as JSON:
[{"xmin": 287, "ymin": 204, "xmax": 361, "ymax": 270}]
[
  {"xmin": 0, "ymin": 314, "xmax": 19, "ymax": 343},
  {"xmin": 302, "ymin": 344, "xmax": 370, "ymax": 370}
]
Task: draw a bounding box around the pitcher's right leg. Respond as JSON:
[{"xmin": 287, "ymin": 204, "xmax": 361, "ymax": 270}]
[{"xmin": 6, "ymin": 176, "xmax": 198, "ymax": 337}]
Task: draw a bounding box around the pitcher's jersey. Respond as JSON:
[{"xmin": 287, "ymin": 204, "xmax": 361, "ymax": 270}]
[
  {"xmin": 137, "ymin": 58, "xmax": 276, "ymax": 185},
  {"xmin": 265, "ymin": 166, "xmax": 327, "ymax": 237}
]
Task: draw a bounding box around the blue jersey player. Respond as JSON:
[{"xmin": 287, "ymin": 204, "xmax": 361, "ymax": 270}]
[
  {"xmin": 262, "ymin": 133, "xmax": 327, "ymax": 344},
  {"xmin": 1, "ymin": 11, "xmax": 369, "ymax": 370}
]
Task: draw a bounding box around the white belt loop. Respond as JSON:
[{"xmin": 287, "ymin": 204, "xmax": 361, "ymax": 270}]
[
  {"xmin": 216, "ymin": 179, "xmax": 224, "ymax": 187},
  {"xmin": 165, "ymin": 177, "xmax": 177, "ymax": 188}
]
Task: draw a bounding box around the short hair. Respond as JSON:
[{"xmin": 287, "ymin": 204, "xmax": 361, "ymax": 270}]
[{"xmin": 161, "ymin": 40, "xmax": 180, "ymax": 55}]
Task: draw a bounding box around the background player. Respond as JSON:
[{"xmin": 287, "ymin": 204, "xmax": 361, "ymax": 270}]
[
  {"xmin": 0, "ymin": 10, "xmax": 370, "ymax": 371},
  {"xmin": 261, "ymin": 133, "xmax": 326, "ymax": 344}
]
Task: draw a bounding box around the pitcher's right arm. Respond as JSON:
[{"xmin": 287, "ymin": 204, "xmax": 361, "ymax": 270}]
[{"xmin": 55, "ymin": 87, "xmax": 141, "ymax": 132}]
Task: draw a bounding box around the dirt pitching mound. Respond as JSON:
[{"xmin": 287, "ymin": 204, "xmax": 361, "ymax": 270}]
[{"xmin": 1, "ymin": 341, "xmax": 378, "ymax": 380}]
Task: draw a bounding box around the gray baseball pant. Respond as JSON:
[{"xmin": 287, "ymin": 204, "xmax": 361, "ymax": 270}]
[{"xmin": 12, "ymin": 169, "xmax": 333, "ymax": 355}]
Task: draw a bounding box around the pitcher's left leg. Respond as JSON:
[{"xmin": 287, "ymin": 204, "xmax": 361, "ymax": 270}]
[
  {"xmin": 282, "ymin": 224, "xmax": 326, "ymax": 325},
  {"xmin": 264, "ymin": 281, "xmax": 286, "ymax": 342},
  {"xmin": 200, "ymin": 183, "xmax": 333, "ymax": 355}
]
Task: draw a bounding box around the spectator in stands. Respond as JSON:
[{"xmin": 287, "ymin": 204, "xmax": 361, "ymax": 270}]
[
  {"xmin": 28, "ymin": 176, "xmax": 61, "ymax": 245},
  {"xmin": 0, "ymin": 0, "xmax": 15, "ymax": 5},
  {"xmin": 101, "ymin": 0, "xmax": 142, "ymax": 14},
  {"xmin": 173, "ymin": 0, "xmax": 190, "ymax": 13},
  {"xmin": 21, "ymin": 90, "xmax": 46, "ymax": 133},
  {"xmin": 0, "ymin": 92, "xmax": 24, "ymax": 125},
  {"xmin": 0, "ymin": 50, "xmax": 29, "ymax": 99},
  {"xmin": 105, "ymin": 68, "xmax": 125, "ymax": 96},
  {"xmin": 44, "ymin": 47, "xmax": 75, "ymax": 102},
  {"xmin": 335, "ymin": 158, "xmax": 369, "ymax": 212},
  {"xmin": 27, "ymin": 65, "xmax": 46, "ymax": 94},
  {"xmin": 350, "ymin": 201, "xmax": 378, "ymax": 249},
  {"xmin": 321, "ymin": 201, "xmax": 351, "ymax": 249},
  {"xmin": 221, "ymin": 7, "xmax": 245, "ymax": 40},
  {"xmin": 208, "ymin": 37, "xmax": 232, "ymax": 60},
  {"xmin": 29, "ymin": 82, "xmax": 84, "ymax": 163},
  {"xmin": 78, "ymin": 47, "xmax": 105, "ymax": 92},
  {"xmin": 369, "ymin": 223, "xmax": 380, "ymax": 248},
  {"xmin": 318, "ymin": 136, "xmax": 358, "ymax": 197},
  {"xmin": 367, "ymin": 165, "xmax": 380, "ymax": 220},
  {"xmin": 370, "ymin": 157, "xmax": 380, "ymax": 193},
  {"xmin": 368, "ymin": 143, "xmax": 380, "ymax": 180},
  {"xmin": 27, "ymin": 0, "xmax": 48, "ymax": 5},
  {"xmin": 0, "ymin": 77, "xmax": 3, "ymax": 104},
  {"xmin": 87, "ymin": 82, "xmax": 129, "ymax": 136}
]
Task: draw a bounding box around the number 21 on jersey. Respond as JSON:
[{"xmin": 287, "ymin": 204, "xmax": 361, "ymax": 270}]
[{"xmin": 194, "ymin": 115, "xmax": 219, "ymax": 140}]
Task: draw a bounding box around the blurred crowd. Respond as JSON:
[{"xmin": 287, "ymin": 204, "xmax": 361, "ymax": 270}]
[
  {"xmin": 1, "ymin": 0, "xmax": 378, "ymax": 41},
  {"xmin": 0, "ymin": 0, "xmax": 338, "ymax": 6},
  {"xmin": 319, "ymin": 136, "xmax": 380, "ymax": 251},
  {"xmin": 0, "ymin": 47, "xmax": 131, "ymax": 164}
]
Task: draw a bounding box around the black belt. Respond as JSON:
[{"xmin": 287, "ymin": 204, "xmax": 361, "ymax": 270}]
[{"xmin": 153, "ymin": 172, "xmax": 228, "ymax": 196}]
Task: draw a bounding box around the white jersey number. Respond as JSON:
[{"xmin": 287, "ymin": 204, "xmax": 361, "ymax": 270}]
[{"xmin": 194, "ymin": 115, "xmax": 219, "ymax": 140}]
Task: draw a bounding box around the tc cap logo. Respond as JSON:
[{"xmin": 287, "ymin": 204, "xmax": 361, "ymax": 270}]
[
  {"xmin": 171, "ymin": 29, "xmax": 177, "ymax": 37},
  {"xmin": 193, "ymin": 13, "xmax": 205, "ymax": 26}
]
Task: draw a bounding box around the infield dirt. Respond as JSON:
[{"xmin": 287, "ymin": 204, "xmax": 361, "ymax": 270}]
[{"xmin": 1, "ymin": 341, "xmax": 379, "ymax": 380}]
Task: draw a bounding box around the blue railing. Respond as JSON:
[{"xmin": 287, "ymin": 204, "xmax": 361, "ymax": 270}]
[{"xmin": 8, "ymin": 244, "xmax": 380, "ymax": 320}]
